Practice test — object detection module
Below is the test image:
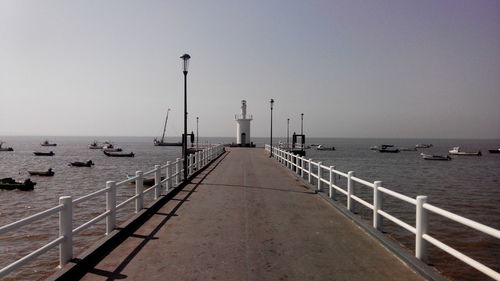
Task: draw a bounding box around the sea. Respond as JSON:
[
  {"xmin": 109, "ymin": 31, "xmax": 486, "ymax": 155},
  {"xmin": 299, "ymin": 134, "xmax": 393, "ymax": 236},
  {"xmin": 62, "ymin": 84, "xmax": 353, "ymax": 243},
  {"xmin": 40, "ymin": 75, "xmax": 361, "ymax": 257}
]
[{"xmin": 0, "ymin": 136, "xmax": 498, "ymax": 281}]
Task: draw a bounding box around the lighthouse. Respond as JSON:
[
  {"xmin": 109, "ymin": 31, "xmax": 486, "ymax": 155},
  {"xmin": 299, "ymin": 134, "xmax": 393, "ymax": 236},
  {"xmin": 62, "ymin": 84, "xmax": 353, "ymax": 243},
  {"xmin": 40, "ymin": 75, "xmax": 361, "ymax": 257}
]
[{"xmin": 235, "ymin": 100, "xmax": 253, "ymax": 146}]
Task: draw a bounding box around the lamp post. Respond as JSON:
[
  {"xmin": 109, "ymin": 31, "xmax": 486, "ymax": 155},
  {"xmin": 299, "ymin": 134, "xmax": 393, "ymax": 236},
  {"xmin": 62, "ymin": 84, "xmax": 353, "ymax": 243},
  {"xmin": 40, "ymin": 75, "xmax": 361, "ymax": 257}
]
[
  {"xmin": 270, "ymin": 99, "xmax": 274, "ymax": 157},
  {"xmin": 287, "ymin": 118, "xmax": 290, "ymax": 148},
  {"xmin": 181, "ymin": 53, "xmax": 191, "ymax": 182},
  {"xmin": 196, "ymin": 116, "xmax": 199, "ymax": 150},
  {"xmin": 301, "ymin": 113, "xmax": 304, "ymax": 135}
]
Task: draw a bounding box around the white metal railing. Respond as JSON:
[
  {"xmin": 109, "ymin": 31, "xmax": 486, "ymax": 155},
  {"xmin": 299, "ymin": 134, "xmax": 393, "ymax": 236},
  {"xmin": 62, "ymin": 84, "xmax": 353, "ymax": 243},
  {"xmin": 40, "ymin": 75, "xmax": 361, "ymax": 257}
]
[
  {"xmin": 0, "ymin": 144, "xmax": 225, "ymax": 279},
  {"xmin": 265, "ymin": 145, "xmax": 500, "ymax": 280}
]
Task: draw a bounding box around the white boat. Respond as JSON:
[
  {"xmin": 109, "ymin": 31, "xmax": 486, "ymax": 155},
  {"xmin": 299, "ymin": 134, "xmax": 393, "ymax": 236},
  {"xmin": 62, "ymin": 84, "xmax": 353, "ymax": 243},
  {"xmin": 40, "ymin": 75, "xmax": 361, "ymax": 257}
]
[
  {"xmin": 416, "ymin": 144, "xmax": 433, "ymax": 148},
  {"xmin": 448, "ymin": 147, "xmax": 481, "ymax": 156},
  {"xmin": 316, "ymin": 145, "xmax": 335, "ymax": 151},
  {"xmin": 40, "ymin": 140, "xmax": 57, "ymax": 146},
  {"xmin": 0, "ymin": 141, "xmax": 14, "ymax": 152},
  {"xmin": 88, "ymin": 141, "xmax": 101, "ymax": 149}
]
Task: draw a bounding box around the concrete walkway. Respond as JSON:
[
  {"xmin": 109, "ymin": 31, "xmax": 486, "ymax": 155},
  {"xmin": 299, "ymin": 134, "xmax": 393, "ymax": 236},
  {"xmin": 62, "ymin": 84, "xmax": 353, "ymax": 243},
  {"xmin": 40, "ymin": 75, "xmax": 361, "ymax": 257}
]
[{"xmin": 80, "ymin": 148, "xmax": 425, "ymax": 281}]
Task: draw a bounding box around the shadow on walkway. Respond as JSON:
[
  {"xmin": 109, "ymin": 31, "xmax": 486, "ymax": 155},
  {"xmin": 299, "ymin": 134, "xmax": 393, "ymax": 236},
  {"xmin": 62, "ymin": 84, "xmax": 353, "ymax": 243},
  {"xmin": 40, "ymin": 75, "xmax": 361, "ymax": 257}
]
[{"xmin": 86, "ymin": 152, "xmax": 229, "ymax": 281}]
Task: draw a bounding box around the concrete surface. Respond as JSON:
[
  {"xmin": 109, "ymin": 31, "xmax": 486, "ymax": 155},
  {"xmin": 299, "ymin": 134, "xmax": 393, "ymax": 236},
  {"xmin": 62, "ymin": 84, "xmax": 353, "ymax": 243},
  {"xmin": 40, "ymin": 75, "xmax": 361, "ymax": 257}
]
[{"xmin": 79, "ymin": 147, "xmax": 425, "ymax": 281}]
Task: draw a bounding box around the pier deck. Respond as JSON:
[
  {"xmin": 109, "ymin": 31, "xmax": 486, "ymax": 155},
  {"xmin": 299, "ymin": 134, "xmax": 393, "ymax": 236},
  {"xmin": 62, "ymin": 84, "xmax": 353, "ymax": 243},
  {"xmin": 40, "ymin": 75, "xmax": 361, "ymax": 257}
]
[{"xmin": 79, "ymin": 147, "xmax": 425, "ymax": 281}]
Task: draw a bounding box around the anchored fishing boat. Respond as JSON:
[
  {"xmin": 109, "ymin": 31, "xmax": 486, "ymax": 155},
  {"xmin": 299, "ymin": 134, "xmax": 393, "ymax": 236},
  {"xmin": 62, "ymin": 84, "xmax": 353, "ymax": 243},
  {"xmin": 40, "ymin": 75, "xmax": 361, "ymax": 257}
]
[
  {"xmin": 69, "ymin": 160, "xmax": 94, "ymax": 167},
  {"xmin": 103, "ymin": 151, "xmax": 134, "ymax": 157},
  {"xmin": 488, "ymin": 148, "xmax": 500, "ymax": 154},
  {"xmin": 40, "ymin": 140, "xmax": 57, "ymax": 146},
  {"xmin": 0, "ymin": 142, "xmax": 14, "ymax": 151},
  {"xmin": 416, "ymin": 144, "xmax": 433, "ymax": 148},
  {"xmin": 316, "ymin": 145, "xmax": 335, "ymax": 151},
  {"xmin": 28, "ymin": 168, "xmax": 55, "ymax": 176},
  {"xmin": 88, "ymin": 141, "xmax": 101, "ymax": 149},
  {"xmin": 449, "ymin": 147, "xmax": 481, "ymax": 156},
  {"xmin": 34, "ymin": 151, "xmax": 55, "ymax": 156},
  {"xmin": 0, "ymin": 178, "xmax": 36, "ymax": 191},
  {"xmin": 154, "ymin": 109, "xmax": 182, "ymax": 146},
  {"xmin": 420, "ymin": 153, "xmax": 452, "ymax": 161}
]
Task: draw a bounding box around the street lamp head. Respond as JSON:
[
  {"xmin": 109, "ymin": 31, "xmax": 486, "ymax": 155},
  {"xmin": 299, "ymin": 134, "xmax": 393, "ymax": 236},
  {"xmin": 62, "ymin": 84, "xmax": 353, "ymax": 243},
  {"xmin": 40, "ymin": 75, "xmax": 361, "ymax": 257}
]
[
  {"xmin": 301, "ymin": 113, "xmax": 304, "ymax": 118},
  {"xmin": 180, "ymin": 53, "xmax": 191, "ymax": 73},
  {"xmin": 270, "ymin": 98, "xmax": 274, "ymax": 109}
]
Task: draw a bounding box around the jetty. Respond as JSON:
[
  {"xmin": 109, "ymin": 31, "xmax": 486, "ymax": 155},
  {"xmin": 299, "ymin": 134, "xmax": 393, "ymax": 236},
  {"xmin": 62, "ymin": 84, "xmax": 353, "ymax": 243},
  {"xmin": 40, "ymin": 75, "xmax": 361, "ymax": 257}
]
[
  {"xmin": 1, "ymin": 144, "xmax": 499, "ymax": 280},
  {"xmin": 51, "ymin": 147, "xmax": 432, "ymax": 281}
]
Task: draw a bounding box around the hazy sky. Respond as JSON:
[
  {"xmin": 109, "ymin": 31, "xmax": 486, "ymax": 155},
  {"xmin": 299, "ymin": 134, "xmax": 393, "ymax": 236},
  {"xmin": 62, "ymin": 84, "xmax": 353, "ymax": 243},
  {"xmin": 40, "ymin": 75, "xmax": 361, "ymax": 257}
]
[{"xmin": 1, "ymin": 0, "xmax": 499, "ymax": 139}]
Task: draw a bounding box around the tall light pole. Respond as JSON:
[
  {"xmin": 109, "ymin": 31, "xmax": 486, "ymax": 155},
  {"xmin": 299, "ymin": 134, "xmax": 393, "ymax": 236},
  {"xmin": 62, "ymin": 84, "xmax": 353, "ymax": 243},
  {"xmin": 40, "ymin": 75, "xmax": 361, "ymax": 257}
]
[
  {"xmin": 301, "ymin": 113, "xmax": 304, "ymax": 135},
  {"xmin": 181, "ymin": 53, "xmax": 191, "ymax": 182},
  {"xmin": 287, "ymin": 118, "xmax": 290, "ymax": 148},
  {"xmin": 270, "ymin": 99, "xmax": 274, "ymax": 157},
  {"xmin": 196, "ymin": 116, "xmax": 199, "ymax": 150}
]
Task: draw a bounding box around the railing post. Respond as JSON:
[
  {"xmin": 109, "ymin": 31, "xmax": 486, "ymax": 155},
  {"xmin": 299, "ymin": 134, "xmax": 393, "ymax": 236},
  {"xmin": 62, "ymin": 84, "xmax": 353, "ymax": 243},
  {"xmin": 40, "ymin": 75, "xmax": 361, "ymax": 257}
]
[
  {"xmin": 317, "ymin": 162, "xmax": 322, "ymax": 191},
  {"xmin": 59, "ymin": 196, "xmax": 73, "ymax": 267},
  {"xmin": 328, "ymin": 166, "xmax": 333, "ymax": 198},
  {"xmin": 154, "ymin": 165, "xmax": 161, "ymax": 199},
  {"xmin": 373, "ymin": 181, "xmax": 383, "ymax": 230},
  {"xmin": 135, "ymin": 171, "xmax": 144, "ymax": 212},
  {"xmin": 176, "ymin": 158, "xmax": 181, "ymax": 184},
  {"xmin": 301, "ymin": 156, "xmax": 304, "ymax": 178},
  {"xmin": 416, "ymin": 195, "xmax": 428, "ymax": 262},
  {"xmin": 106, "ymin": 181, "xmax": 116, "ymax": 235},
  {"xmin": 293, "ymin": 154, "xmax": 300, "ymax": 175},
  {"xmin": 331, "ymin": 166, "xmax": 337, "ymax": 200},
  {"xmin": 165, "ymin": 161, "xmax": 171, "ymax": 192},
  {"xmin": 190, "ymin": 154, "xmax": 193, "ymax": 174},
  {"xmin": 308, "ymin": 159, "xmax": 312, "ymax": 183},
  {"xmin": 347, "ymin": 171, "xmax": 354, "ymax": 212}
]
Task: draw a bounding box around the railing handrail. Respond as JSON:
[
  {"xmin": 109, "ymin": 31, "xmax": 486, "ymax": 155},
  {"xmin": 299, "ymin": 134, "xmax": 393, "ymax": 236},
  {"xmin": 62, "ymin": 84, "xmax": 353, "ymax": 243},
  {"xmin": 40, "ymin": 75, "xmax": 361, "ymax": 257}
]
[
  {"xmin": 0, "ymin": 144, "xmax": 225, "ymax": 279},
  {"xmin": 264, "ymin": 144, "xmax": 500, "ymax": 280}
]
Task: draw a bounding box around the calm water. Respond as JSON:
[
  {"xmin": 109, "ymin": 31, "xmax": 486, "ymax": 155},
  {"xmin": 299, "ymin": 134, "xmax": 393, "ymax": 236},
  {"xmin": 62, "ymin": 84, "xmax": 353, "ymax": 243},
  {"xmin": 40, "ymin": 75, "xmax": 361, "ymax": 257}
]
[{"xmin": 0, "ymin": 136, "xmax": 499, "ymax": 281}]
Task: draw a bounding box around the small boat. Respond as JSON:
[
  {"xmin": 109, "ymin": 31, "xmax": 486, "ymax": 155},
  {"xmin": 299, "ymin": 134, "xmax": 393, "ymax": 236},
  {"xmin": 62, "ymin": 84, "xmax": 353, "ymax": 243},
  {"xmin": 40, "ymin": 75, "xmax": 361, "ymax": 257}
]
[
  {"xmin": 448, "ymin": 147, "xmax": 481, "ymax": 156},
  {"xmin": 0, "ymin": 142, "xmax": 14, "ymax": 151},
  {"xmin": 103, "ymin": 151, "xmax": 134, "ymax": 157},
  {"xmin": 34, "ymin": 151, "xmax": 55, "ymax": 156},
  {"xmin": 488, "ymin": 149, "xmax": 500, "ymax": 154},
  {"xmin": 41, "ymin": 140, "xmax": 57, "ymax": 146},
  {"xmin": 0, "ymin": 178, "xmax": 36, "ymax": 191},
  {"xmin": 416, "ymin": 144, "xmax": 433, "ymax": 148},
  {"xmin": 103, "ymin": 147, "xmax": 123, "ymax": 152},
  {"xmin": 420, "ymin": 153, "xmax": 451, "ymax": 161},
  {"xmin": 316, "ymin": 145, "xmax": 335, "ymax": 151},
  {"xmin": 28, "ymin": 168, "xmax": 55, "ymax": 176},
  {"xmin": 88, "ymin": 141, "xmax": 101, "ymax": 149},
  {"xmin": 398, "ymin": 147, "xmax": 417, "ymax": 151},
  {"xmin": 69, "ymin": 160, "xmax": 94, "ymax": 167},
  {"xmin": 378, "ymin": 147, "xmax": 400, "ymax": 153},
  {"xmin": 371, "ymin": 144, "xmax": 394, "ymax": 151},
  {"xmin": 154, "ymin": 109, "xmax": 183, "ymax": 146}
]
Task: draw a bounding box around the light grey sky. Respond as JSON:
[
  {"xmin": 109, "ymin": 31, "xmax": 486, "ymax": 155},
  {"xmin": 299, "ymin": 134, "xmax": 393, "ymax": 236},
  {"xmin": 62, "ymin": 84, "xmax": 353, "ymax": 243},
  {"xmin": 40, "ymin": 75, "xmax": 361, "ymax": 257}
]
[{"xmin": 1, "ymin": 0, "xmax": 499, "ymax": 139}]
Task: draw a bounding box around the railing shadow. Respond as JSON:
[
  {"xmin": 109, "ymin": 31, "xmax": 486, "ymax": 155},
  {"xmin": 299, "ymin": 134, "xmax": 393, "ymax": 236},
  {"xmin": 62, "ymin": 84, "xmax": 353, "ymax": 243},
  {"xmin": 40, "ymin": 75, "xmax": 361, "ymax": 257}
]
[{"xmin": 87, "ymin": 151, "xmax": 229, "ymax": 281}]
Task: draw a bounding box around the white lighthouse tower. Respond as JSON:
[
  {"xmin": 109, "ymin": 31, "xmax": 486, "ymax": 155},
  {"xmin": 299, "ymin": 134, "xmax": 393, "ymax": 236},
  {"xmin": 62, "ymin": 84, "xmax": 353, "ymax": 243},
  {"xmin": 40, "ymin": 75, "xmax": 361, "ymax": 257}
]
[{"xmin": 235, "ymin": 100, "xmax": 253, "ymax": 146}]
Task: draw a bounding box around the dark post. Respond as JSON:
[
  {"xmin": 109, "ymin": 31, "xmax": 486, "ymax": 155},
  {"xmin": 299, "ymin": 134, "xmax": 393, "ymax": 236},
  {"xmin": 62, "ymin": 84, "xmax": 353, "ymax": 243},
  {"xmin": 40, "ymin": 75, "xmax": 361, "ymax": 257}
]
[
  {"xmin": 270, "ymin": 99, "xmax": 274, "ymax": 157},
  {"xmin": 287, "ymin": 118, "xmax": 290, "ymax": 148},
  {"xmin": 301, "ymin": 113, "xmax": 304, "ymax": 135},
  {"xmin": 196, "ymin": 116, "xmax": 199, "ymax": 150},
  {"xmin": 181, "ymin": 53, "xmax": 191, "ymax": 182}
]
